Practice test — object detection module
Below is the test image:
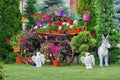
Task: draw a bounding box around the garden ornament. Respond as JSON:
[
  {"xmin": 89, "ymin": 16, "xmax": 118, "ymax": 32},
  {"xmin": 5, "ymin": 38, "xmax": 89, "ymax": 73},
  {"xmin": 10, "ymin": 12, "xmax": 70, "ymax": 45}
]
[
  {"xmin": 32, "ymin": 51, "xmax": 45, "ymax": 67},
  {"xmin": 98, "ymin": 34, "xmax": 111, "ymax": 67},
  {"xmin": 81, "ymin": 52, "xmax": 95, "ymax": 69}
]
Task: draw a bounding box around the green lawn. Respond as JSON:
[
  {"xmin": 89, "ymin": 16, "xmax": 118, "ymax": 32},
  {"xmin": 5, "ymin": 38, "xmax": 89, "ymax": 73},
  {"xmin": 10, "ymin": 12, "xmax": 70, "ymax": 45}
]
[{"xmin": 3, "ymin": 63, "xmax": 120, "ymax": 80}]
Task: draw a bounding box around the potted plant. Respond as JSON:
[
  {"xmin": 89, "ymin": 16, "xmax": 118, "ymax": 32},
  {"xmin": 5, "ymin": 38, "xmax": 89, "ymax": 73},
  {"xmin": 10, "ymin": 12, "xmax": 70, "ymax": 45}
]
[
  {"xmin": 81, "ymin": 8, "xmax": 90, "ymax": 21},
  {"xmin": 51, "ymin": 45, "xmax": 61, "ymax": 67},
  {"xmin": 10, "ymin": 34, "xmax": 21, "ymax": 52},
  {"xmin": 32, "ymin": 12, "xmax": 44, "ymax": 26}
]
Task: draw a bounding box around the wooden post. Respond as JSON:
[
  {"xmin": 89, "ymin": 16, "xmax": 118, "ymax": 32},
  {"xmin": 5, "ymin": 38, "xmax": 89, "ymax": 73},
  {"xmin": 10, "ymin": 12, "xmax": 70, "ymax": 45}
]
[{"xmin": 83, "ymin": 21, "xmax": 87, "ymax": 31}]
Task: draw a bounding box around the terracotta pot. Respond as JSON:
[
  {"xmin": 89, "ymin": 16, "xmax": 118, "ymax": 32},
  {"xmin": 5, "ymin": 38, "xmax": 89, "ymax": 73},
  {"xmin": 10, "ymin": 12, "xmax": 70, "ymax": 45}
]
[
  {"xmin": 15, "ymin": 55, "xmax": 22, "ymax": 64},
  {"xmin": 13, "ymin": 46, "xmax": 20, "ymax": 52},
  {"xmin": 82, "ymin": 14, "xmax": 90, "ymax": 21},
  {"xmin": 52, "ymin": 60, "xmax": 61, "ymax": 67}
]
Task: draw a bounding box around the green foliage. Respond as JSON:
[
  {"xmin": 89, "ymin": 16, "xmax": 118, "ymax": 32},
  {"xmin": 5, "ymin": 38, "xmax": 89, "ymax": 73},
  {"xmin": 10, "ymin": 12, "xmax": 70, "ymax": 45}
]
[
  {"xmin": 10, "ymin": 34, "xmax": 21, "ymax": 47},
  {"xmin": 93, "ymin": 0, "xmax": 120, "ymax": 46},
  {"xmin": 109, "ymin": 48, "xmax": 120, "ymax": 64},
  {"xmin": 0, "ymin": 64, "xmax": 6, "ymax": 80},
  {"xmin": 71, "ymin": 31, "xmax": 97, "ymax": 55},
  {"xmin": 0, "ymin": 0, "xmax": 22, "ymax": 62},
  {"xmin": 24, "ymin": 0, "xmax": 36, "ymax": 29}
]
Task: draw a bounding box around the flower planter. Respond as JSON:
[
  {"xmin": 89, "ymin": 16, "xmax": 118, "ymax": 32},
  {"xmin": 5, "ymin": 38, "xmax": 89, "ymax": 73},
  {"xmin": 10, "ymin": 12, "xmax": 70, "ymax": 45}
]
[
  {"xmin": 57, "ymin": 10, "xmax": 64, "ymax": 16},
  {"xmin": 36, "ymin": 20, "xmax": 42, "ymax": 26},
  {"xmin": 52, "ymin": 60, "xmax": 61, "ymax": 67},
  {"xmin": 13, "ymin": 46, "xmax": 20, "ymax": 52},
  {"xmin": 58, "ymin": 30, "xmax": 64, "ymax": 34},
  {"xmin": 82, "ymin": 14, "xmax": 90, "ymax": 21},
  {"xmin": 67, "ymin": 29, "xmax": 78, "ymax": 34},
  {"xmin": 51, "ymin": 31, "xmax": 60, "ymax": 35}
]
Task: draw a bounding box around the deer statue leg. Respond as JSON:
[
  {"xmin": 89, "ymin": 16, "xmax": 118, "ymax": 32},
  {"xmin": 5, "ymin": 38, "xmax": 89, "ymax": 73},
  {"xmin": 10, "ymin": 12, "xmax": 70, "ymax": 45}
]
[
  {"xmin": 104, "ymin": 55, "xmax": 108, "ymax": 67},
  {"xmin": 99, "ymin": 55, "xmax": 103, "ymax": 67}
]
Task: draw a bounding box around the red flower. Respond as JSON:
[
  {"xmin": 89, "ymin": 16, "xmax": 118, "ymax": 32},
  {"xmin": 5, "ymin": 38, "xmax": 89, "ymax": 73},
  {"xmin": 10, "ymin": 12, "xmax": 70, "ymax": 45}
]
[
  {"xmin": 81, "ymin": 8, "xmax": 89, "ymax": 11},
  {"xmin": 48, "ymin": 22, "xmax": 53, "ymax": 26},
  {"xmin": 6, "ymin": 39, "xmax": 10, "ymax": 44},
  {"xmin": 54, "ymin": 21, "xmax": 62, "ymax": 26},
  {"xmin": 31, "ymin": 14, "xmax": 36, "ymax": 18}
]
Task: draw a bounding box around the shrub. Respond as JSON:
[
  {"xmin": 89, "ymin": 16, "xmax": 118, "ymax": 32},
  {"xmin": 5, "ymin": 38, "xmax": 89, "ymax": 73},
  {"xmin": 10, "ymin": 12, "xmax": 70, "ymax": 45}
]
[{"xmin": 71, "ymin": 31, "xmax": 97, "ymax": 55}]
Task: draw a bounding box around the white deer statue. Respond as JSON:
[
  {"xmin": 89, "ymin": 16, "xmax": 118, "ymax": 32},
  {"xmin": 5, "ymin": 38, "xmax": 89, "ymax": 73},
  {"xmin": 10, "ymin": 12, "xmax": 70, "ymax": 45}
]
[
  {"xmin": 98, "ymin": 34, "xmax": 111, "ymax": 67},
  {"xmin": 81, "ymin": 52, "xmax": 95, "ymax": 69}
]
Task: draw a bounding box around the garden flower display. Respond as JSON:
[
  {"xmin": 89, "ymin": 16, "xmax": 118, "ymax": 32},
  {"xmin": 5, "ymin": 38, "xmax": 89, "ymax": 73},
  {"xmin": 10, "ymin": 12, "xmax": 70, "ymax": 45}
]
[{"xmin": 51, "ymin": 45, "xmax": 61, "ymax": 60}]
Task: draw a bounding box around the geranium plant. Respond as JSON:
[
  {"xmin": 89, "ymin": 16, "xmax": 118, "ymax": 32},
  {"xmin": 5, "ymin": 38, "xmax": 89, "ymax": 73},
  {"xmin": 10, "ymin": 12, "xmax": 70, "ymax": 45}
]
[
  {"xmin": 51, "ymin": 45, "xmax": 61, "ymax": 60},
  {"xmin": 10, "ymin": 34, "xmax": 21, "ymax": 47},
  {"xmin": 32, "ymin": 12, "xmax": 44, "ymax": 21}
]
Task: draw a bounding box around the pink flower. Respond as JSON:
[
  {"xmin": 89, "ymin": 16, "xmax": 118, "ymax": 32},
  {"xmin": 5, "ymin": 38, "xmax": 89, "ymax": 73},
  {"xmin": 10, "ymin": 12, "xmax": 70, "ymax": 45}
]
[{"xmin": 26, "ymin": 48, "xmax": 29, "ymax": 51}]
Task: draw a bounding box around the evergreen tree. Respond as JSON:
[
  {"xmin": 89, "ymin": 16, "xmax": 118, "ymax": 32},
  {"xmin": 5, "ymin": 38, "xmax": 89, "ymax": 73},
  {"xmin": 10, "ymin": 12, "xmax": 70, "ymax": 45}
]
[
  {"xmin": 94, "ymin": 0, "xmax": 120, "ymax": 46},
  {"xmin": 24, "ymin": 0, "xmax": 36, "ymax": 29},
  {"xmin": 39, "ymin": 0, "xmax": 65, "ymax": 13},
  {"xmin": 0, "ymin": 0, "xmax": 22, "ymax": 62}
]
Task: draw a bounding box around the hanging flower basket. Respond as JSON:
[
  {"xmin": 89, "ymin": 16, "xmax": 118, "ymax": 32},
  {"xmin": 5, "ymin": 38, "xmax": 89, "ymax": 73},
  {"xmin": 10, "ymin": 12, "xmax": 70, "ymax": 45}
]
[
  {"xmin": 57, "ymin": 10, "xmax": 64, "ymax": 16},
  {"xmin": 82, "ymin": 14, "xmax": 90, "ymax": 21}
]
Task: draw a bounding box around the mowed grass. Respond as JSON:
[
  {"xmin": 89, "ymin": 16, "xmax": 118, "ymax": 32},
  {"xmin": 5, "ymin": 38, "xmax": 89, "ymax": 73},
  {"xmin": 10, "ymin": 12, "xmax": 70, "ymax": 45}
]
[{"xmin": 3, "ymin": 63, "xmax": 120, "ymax": 80}]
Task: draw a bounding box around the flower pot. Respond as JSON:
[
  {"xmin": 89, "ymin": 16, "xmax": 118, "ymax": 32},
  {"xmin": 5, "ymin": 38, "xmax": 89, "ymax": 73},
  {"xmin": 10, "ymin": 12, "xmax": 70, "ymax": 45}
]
[
  {"xmin": 52, "ymin": 60, "xmax": 61, "ymax": 67},
  {"xmin": 82, "ymin": 14, "xmax": 90, "ymax": 21},
  {"xmin": 15, "ymin": 55, "xmax": 22, "ymax": 64},
  {"xmin": 36, "ymin": 20, "xmax": 42, "ymax": 26},
  {"xmin": 13, "ymin": 46, "xmax": 20, "ymax": 52},
  {"xmin": 57, "ymin": 10, "xmax": 64, "ymax": 16}
]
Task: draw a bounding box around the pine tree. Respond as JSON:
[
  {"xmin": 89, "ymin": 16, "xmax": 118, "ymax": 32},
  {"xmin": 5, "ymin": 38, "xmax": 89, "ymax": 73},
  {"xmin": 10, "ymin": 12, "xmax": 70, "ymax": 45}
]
[
  {"xmin": 24, "ymin": 0, "xmax": 36, "ymax": 29},
  {"xmin": 0, "ymin": 0, "xmax": 22, "ymax": 62}
]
